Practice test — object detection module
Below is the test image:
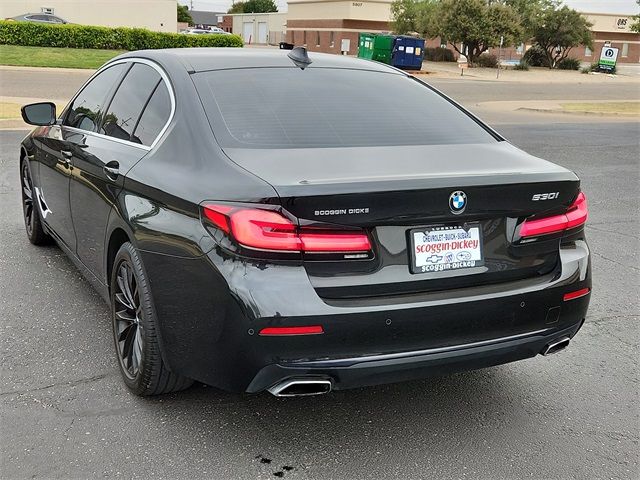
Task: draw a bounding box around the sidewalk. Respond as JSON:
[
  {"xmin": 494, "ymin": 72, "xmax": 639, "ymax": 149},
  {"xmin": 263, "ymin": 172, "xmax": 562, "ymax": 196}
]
[{"xmin": 418, "ymin": 61, "xmax": 640, "ymax": 84}]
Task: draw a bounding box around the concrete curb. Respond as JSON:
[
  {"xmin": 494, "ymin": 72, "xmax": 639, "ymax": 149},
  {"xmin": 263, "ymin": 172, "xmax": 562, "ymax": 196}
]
[
  {"xmin": 0, "ymin": 64, "xmax": 97, "ymax": 74},
  {"xmin": 517, "ymin": 107, "xmax": 640, "ymax": 117}
]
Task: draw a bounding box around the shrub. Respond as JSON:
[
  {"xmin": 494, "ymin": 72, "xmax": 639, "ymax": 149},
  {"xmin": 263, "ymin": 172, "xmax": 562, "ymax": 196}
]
[
  {"xmin": 476, "ymin": 53, "xmax": 498, "ymax": 68},
  {"xmin": 513, "ymin": 61, "xmax": 529, "ymax": 71},
  {"xmin": 557, "ymin": 57, "xmax": 580, "ymax": 70},
  {"xmin": 423, "ymin": 46, "xmax": 455, "ymax": 62},
  {"xmin": 582, "ymin": 62, "xmax": 616, "ymax": 74},
  {"xmin": 522, "ymin": 45, "xmax": 549, "ymax": 67},
  {"xmin": 0, "ymin": 20, "xmax": 243, "ymax": 50}
]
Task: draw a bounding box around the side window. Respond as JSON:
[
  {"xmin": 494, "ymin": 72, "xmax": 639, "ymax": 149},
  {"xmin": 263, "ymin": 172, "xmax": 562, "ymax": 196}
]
[
  {"xmin": 101, "ymin": 63, "xmax": 161, "ymax": 142},
  {"xmin": 131, "ymin": 81, "xmax": 171, "ymax": 146},
  {"xmin": 64, "ymin": 64, "xmax": 126, "ymax": 132}
]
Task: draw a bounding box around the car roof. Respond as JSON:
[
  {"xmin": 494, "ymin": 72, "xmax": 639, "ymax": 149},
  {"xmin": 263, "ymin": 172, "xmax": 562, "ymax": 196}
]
[{"xmin": 117, "ymin": 48, "xmax": 402, "ymax": 74}]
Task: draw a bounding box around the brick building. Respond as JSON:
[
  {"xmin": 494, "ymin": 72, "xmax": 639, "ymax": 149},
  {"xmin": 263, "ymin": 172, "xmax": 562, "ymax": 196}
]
[
  {"xmin": 579, "ymin": 12, "xmax": 639, "ymax": 63},
  {"xmin": 286, "ymin": 0, "xmax": 393, "ymax": 55},
  {"xmin": 284, "ymin": 2, "xmax": 639, "ymax": 63}
]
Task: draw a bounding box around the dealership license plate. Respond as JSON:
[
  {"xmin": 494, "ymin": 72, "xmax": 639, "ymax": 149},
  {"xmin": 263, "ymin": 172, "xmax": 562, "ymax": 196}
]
[{"xmin": 409, "ymin": 225, "xmax": 483, "ymax": 274}]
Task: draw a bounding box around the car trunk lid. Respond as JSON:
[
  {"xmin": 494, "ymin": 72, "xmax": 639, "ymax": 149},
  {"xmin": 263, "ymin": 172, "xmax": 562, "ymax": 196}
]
[{"xmin": 222, "ymin": 142, "xmax": 580, "ymax": 300}]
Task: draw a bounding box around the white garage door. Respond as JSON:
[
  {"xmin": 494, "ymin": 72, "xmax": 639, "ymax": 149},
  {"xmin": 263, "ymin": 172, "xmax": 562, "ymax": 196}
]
[
  {"xmin": 258, "ymin": 22, "xmax": 268, "ymax": 44},
  {"xmin": 242, "ymin": 22, "xmax": 253, "ymax": 43}
]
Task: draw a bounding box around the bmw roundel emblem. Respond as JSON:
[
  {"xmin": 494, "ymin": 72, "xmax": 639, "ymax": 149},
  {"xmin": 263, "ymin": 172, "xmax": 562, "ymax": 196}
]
[{"xmin": 449, "ymin": 190, "xmax": 467, "ymax": 214}]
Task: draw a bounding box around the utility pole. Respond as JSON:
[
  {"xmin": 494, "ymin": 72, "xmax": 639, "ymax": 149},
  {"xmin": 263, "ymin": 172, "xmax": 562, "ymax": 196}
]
[{"xmin": 496, "ymin": 35, "xmax": 503, "ymax": 79}]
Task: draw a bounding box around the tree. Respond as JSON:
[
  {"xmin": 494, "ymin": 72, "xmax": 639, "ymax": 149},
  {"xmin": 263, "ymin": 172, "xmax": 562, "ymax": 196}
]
[
  {"xmin": 391, "ymin": 0, "xmax": 438, "ymax": 37},
  {"xmin": 227, "ymin": 0, "xmax": 277, "ymax": 13},
  {"xmin": 532, "ymin": 6, "xmax": 592, "ymax": 68},
  {"xmin": 631, "ymin": 0, "xmax": 640, "ymax": 33},
  {"xmin": 228, "ymin": 2, "xmax": 246, "ymax": 13},
  {"xmin": 177, "ymin": 3, "xmax": 193, "ymax": 24},
  {"xmin": 437, "ymin": 0, "xmax": 522, "ymax": 65},
  {"xmin": 502, "ymin": 0, "xmax": 558, "ymax": 40}
]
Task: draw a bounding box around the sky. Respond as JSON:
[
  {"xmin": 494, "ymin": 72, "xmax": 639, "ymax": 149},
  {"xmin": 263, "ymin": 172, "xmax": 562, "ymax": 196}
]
[{"xmin": 178, "ymin": 0, "xmax": 639, "ymax": 15}]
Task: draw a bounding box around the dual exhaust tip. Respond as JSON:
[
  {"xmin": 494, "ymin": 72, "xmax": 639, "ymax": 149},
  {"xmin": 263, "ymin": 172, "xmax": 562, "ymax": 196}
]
[
  {"xmin": 268, "ymin": 378, "xmax": 332, "ymax": 397},
  {"xmin": 268, "ymin": 337, "xmax": 571, "ymax": 397},
  {"xmin": 541, "ymin": 337, "xmax": 571, "ymax": 356}
]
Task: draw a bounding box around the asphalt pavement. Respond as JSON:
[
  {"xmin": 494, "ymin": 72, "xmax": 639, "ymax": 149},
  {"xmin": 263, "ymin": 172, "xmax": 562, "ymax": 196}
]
[{"xmin": 0, "ymin": 66, "xmax": 639, "ymax": 479}]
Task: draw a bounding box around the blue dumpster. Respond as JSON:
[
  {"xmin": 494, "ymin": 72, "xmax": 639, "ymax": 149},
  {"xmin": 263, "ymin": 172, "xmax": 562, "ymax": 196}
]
[{"xmin": 392, "ymin": 36, "xmax": 426, "ymax": 70}]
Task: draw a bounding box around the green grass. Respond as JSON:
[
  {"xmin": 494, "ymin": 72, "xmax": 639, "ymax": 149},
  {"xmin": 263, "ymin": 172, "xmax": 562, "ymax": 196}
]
[
  {"xmin": 0, "ymin": 45, "xmax": 125, "ymax": 69},
  {"xmin": 561, "ymin": 102, "xmax": 640, "ymax": 116}
]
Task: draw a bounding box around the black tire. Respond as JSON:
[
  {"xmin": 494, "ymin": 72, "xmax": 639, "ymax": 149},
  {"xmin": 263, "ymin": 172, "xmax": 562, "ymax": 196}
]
[
  {"xmin": 20, "ymin": 160, "xmax": 50, "ymax": 245},
  {"xmin": 110, "ymin": 242, "xmax": 193, "ymax": 395}
]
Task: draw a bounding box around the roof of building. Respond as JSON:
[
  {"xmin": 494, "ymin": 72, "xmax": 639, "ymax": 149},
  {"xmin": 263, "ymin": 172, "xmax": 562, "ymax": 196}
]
[{"xmin": 188, "ymin": 10, "xmax": 222, "ymax": 25}]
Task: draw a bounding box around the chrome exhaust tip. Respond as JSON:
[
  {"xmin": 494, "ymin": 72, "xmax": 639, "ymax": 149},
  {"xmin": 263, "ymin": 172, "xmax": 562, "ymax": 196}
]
[
  {"xmin": 268, "ymin": 378, "xmax": 332, "ymax": 397},
  {"xmin": 542, "ymin": 337, "xmax": 571, "ymax": 356}
]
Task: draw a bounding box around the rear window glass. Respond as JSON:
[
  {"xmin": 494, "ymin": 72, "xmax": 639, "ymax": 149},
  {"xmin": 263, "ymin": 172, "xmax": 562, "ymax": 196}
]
[{"xmin": 194, "ymin": 68, "xmax": 495, "ymax": 149}]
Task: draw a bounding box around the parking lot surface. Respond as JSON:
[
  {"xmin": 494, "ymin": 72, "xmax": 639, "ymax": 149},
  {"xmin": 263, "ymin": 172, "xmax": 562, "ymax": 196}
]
[{"xmin": 0, "ymin": 93, "xmax": 638, "ymax": 477}]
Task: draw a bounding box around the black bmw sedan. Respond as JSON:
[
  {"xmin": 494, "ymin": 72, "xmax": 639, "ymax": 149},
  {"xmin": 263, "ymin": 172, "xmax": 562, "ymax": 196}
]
[{"xmin": 19, "ymin": 48, "xmax": 591, "ymax": 397}]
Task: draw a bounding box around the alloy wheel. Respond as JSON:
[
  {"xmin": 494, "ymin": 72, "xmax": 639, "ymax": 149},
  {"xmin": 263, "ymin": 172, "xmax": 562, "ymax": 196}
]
[
  {"xmin": 21, "ymin": 162, "xmax": 35, "ymax": 236},
  {"xmin": 113, "ymin": 260, "xmax": 144, "ymax": 379}
]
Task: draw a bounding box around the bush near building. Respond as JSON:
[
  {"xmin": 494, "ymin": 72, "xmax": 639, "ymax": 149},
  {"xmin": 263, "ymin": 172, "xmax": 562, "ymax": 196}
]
[
  {"xmin": 522, "ymin": 44, "xmax": 549, "ymax": 67},
  {"xmin": 476, "ymin": 52, "xmax": 498, "ymax": 68},
  {"xmin": 423, "ymin": 46, "xmax": 455, "ymax": 62},
  {"xmin": 556, "ymin": 57, "xmax": 581, "ymax": 70},
  {"xmin": 0, "ymin": 20, "xmax": 243, "ymax": 50}
]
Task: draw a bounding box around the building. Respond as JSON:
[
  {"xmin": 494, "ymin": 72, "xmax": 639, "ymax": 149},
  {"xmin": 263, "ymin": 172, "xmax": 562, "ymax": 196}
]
[
  {"xmin": 579, "ymin": 12, "xmax": 639, "ymax": 63},
  {"xmin": 228, "ymin": 12, "xmax": 287, "ymax": 45},
  {"xmin": 189, "ymin": 9, "xmax": 223, "ymax": 28},
  {"xmin": 284, "ymin": 1, "xmax": 639, "ymax": 63},
  {"xmin": 286, "ymin": 0, "xmax": 393, "ymax": 55},
  {"xmin": 493, "ymin": 11, "xmax": 639, "ymax": 64},
  {"xmin": 220, "ymin": 14, "xmax": 233, "ymax": 33},
  {"xmin": 0, "ymin": 0, "xmax": 177, "ymax": 32}
]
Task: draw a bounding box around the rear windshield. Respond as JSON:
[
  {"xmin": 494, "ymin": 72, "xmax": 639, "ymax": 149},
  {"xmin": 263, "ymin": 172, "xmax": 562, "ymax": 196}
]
[{"xmin": 194, "ymin": 68, "xmax": 496, "ymax": 149}]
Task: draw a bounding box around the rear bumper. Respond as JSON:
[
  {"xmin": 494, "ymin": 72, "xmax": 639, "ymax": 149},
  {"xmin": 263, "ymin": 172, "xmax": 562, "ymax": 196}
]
[
  {"xmin": 141, "ymin": 239, "xmax": 591, "ymax": 393},
  {"xmin": 246, "ymin": 320, "xmax": 584, "ymax": 393}
]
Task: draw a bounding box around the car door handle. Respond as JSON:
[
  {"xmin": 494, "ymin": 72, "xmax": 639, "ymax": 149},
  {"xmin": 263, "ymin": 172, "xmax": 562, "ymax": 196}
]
[
  {"xmin": 60, "ymin": 150, "xmax": 72, "ymax": 166},
  {"xmin": 103, "ymin": 161, "xmax": 120, "ymax": 180}
]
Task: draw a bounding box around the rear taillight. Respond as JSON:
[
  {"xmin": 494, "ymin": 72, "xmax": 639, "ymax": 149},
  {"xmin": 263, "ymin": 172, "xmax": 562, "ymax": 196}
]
[
  {"xmin": 202, "ymin": 204, "xmax": 371, "ymax": 253},
  {"xmin": 520, "ymin": 191, "xmax": 588, "ymax": 238}
]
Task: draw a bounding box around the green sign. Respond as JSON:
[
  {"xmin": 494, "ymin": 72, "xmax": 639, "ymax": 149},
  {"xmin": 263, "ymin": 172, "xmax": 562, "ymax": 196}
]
[{"xmin": 599, "ymin": 47, "xmax": 619, "ymax": 72}]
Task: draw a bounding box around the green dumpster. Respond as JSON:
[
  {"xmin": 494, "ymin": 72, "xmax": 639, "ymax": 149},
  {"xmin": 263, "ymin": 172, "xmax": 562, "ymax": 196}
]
[
  {"xmin": 358, "ymin": 33, "xmax": 376, "ymax": 60},
  {"xmin": 357, "ymin": 33, "xmax": 393, "ymax": 64},
  {"xmin": 371, "ymin": 34, "xmax": 393, "ymax": 64}
]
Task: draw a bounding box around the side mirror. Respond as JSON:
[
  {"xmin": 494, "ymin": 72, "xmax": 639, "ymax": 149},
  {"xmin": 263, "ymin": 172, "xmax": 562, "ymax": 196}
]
[{"xmin": 21, "ymin": 102, "xmax": 57, "ymax": 126}]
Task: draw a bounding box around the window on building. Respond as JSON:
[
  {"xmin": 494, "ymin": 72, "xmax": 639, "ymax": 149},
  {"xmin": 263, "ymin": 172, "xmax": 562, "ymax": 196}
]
[
  {"xmin": 303, "ymin": 30, "xmax": 307, "ymax": 45},
  {"xmin": 316, "ymin": 31, "xmax": 321, "ymax": 46},
  {"xmin": 101, "ymin": 63, "xmax": 161, "ymax": 142},
  {"xmin": 622, "ymin": 43, "xmax": 629, "ymax": 57},
  {"xmin": 585, "ymin": 46, "xmax": 592, "ymax": 56},
  {"xmin": 330, "ymin": 31, "xmax": 335, "ymax": 48}
]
